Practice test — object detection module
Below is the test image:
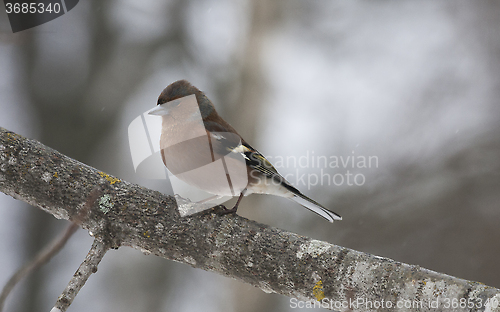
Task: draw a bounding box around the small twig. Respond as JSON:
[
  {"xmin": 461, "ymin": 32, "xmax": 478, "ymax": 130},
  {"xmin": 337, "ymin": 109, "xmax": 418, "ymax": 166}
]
[
  {"xmin": 50, "ymin": 239, "xmax": 109, "ymax": 312},
  {"xmin": 0, "ymin": 223, "xmax": 78, "ymax": 312}
]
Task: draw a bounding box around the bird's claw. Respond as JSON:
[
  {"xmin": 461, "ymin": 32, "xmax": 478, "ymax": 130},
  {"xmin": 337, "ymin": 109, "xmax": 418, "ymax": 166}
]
[{"xmin": 219, "ymin": 206, "xmax": 238, "ymax": 215}]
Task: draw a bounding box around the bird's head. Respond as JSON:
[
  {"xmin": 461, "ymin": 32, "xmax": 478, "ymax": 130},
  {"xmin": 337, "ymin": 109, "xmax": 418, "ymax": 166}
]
[{"xmin": 149, "ymin": 80, "xmax": 215, "ymax": 119}]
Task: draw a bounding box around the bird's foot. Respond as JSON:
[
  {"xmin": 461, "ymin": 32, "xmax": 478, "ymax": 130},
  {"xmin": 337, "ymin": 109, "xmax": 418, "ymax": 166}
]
[
  {"xmin": 216, "ymin": 190, "xmax": 245, "ymax": 216},
  {"xmin": 219, "ymin": 205, "xmax": 238, "ymax": 215}
]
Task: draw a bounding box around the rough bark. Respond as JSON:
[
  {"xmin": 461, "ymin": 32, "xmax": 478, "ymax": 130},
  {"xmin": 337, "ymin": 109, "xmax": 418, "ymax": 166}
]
[{"xmin": 1, "ymin": 127, "xmax": 499, "ymax": 312}]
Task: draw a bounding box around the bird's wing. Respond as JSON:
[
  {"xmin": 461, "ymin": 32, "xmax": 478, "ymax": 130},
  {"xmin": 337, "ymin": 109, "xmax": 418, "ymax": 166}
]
[
  {"xmin": 239, "ymin": 142, "xmax": 342, "ymax": 222},
  {"xmin": 202, "ymin": 124, "xmax": 281, "ymax": 178},
  {"xmin": 202, "ymin": 121, "xmax": 244, "ymax": 161},
  {"xmin": 204, "ymin": 125, "xmax": 342, "ymax": 222},
  {"xmin": 229, "ymin": 142, "xmax": 280, "ymax": 176}
]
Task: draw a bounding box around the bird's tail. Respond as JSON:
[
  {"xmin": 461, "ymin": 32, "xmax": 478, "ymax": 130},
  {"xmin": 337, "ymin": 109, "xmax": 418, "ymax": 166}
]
[{"xmin": 291, "ymin": 193, "xmax": 342, "ymax": 223}]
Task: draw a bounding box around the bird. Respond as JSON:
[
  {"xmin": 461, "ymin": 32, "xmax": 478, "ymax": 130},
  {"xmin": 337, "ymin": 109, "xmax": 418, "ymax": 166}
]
[{"xmin": 148, "ymin": 80, "xmax": 342, "ymax": 222}]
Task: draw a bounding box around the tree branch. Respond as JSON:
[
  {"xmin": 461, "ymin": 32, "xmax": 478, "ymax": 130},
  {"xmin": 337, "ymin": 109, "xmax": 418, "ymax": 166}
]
[
  {"xmin": 0, "ymin": 223, "xmax": 78, "ymax": 312},
  {"xmin": 50, "ymin": 239, "xmax": 108, "ymax": 312},
  {"xmin": 1, "ymin": 127, "xmax": 499, "ymax": 311}
]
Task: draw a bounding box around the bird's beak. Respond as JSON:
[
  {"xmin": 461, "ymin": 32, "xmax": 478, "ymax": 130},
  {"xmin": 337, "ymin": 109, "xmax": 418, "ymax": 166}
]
[{"xmin": 148, "ymin": 105, "xmax": 169, "ymax": 116}]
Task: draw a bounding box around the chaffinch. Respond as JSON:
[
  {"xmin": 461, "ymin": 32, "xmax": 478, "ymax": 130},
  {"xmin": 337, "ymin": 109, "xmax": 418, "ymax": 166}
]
[{"xmin": 149, "ymin": 80, "xmax": 342, "ymax": 222}]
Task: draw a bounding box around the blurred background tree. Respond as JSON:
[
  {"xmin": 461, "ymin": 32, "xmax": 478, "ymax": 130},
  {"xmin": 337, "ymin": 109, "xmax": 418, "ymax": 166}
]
[{"xmin": 0, "ymin": 0, "xmax": 499, "ymax": 311}]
